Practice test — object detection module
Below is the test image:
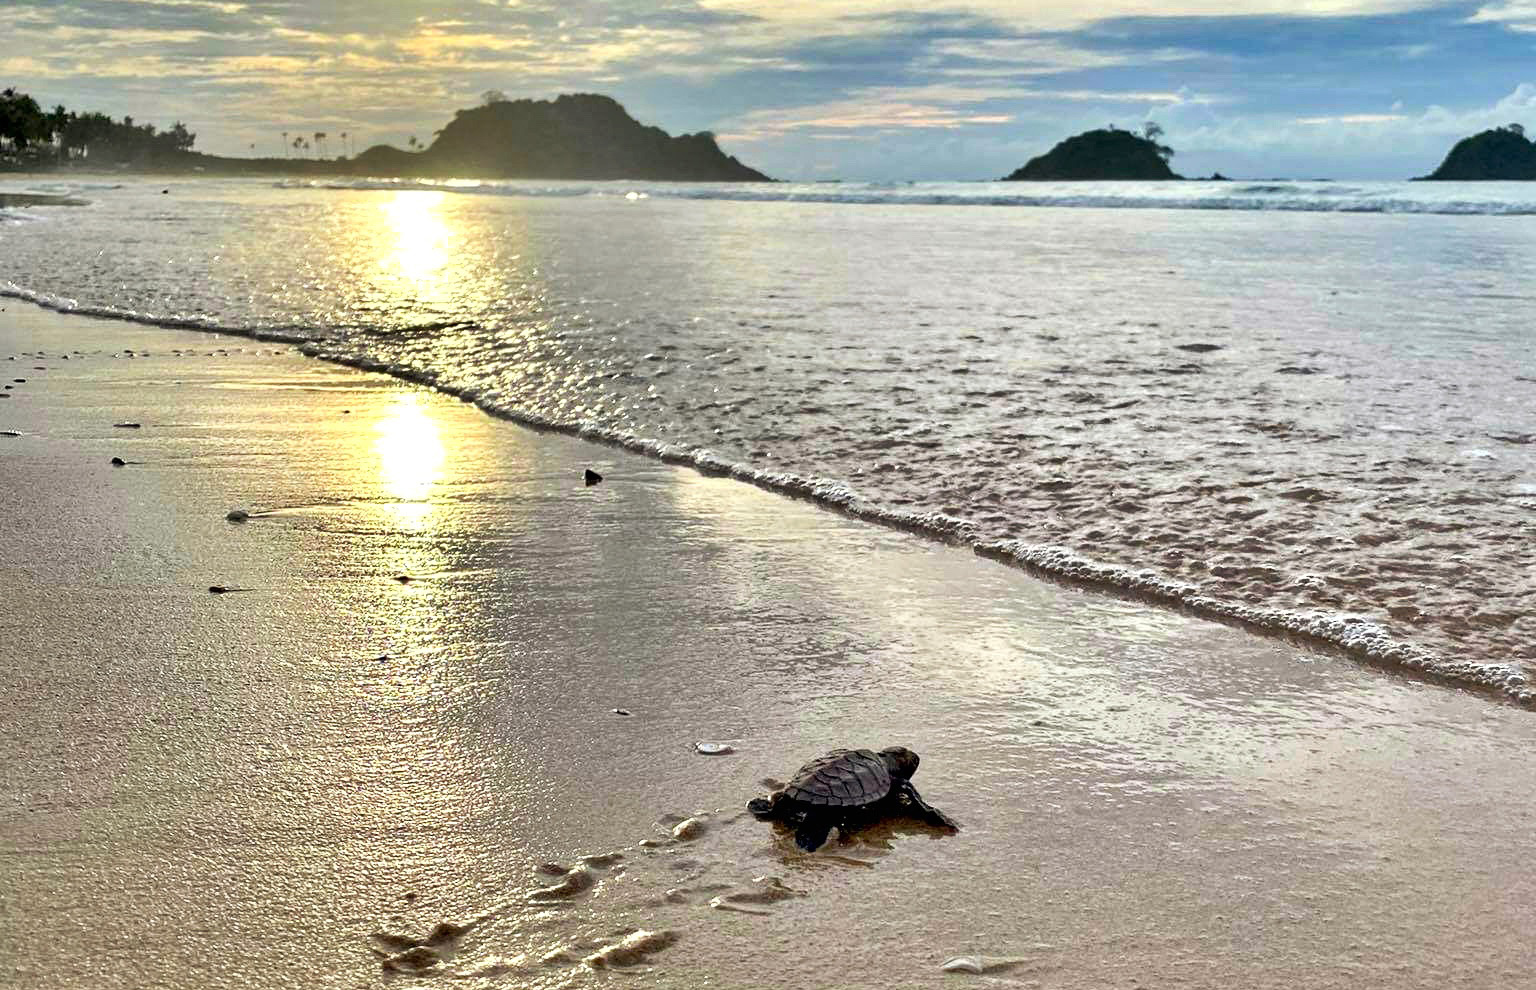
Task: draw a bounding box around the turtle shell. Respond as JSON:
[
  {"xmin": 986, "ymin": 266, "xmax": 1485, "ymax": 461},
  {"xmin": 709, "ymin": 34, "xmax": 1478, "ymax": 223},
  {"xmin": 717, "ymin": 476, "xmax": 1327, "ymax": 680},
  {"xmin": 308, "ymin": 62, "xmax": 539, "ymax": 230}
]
[{"xmin": 782, "ymin": 748, "xmax": 893, "ymax": 808}]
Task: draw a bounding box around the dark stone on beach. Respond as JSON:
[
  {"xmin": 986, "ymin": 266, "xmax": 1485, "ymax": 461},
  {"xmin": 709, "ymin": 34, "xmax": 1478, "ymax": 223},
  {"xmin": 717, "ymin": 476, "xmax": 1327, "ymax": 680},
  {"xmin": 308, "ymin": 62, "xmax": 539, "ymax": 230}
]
[
  {"xmin": 404, "ymin": 892, "xmax": 417, "ymax": 902},
  {"xmin": 394, "ymin": 574, "xmax": 414, "ymax": 583},
  {"xmin": 209, "ymin": 585, "xmax": 230, "ymax": 594},
  {"xmin": 13, "ymin": 378, "xmax": 25, "ymax": 383},
  {"xmin": 110, "ymin": 457, "xmax": 126, "ymax": 466},
  {"xmin": 0, "ymin": 430, "xmax": 20, "ymax": 437},
  {"xmin": 161, "ymin": 189, "xmax": 169, "ymax": 194},
  {"xmin": 113, "ymin": 422, "xmax": 142, "ymax": 429},
  {"xmin": 585, "ymin": 468, "xmax": 603, "ymax": 486},
  {"xmin": 614, "ymin": 708, "xmax": 633, "ymax": 716},
  {"xmin": 1175, "ymin": 343, "xmax": 1224, "ymax": 353},
  {"xmin": 1489, "ymin": 433, "xmax": 1535, "ymax": 445},
  {"xmin": 1276, "ymin": 366, "xmax": 1319, "ymax": 375}
]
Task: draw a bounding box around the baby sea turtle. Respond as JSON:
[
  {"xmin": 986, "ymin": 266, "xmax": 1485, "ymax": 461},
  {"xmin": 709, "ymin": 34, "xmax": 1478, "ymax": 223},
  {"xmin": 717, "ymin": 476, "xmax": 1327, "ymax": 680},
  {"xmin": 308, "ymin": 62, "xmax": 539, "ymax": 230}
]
[{"xmin": 747, "ymin": 746, "xmax": 958, "ymax": 851}]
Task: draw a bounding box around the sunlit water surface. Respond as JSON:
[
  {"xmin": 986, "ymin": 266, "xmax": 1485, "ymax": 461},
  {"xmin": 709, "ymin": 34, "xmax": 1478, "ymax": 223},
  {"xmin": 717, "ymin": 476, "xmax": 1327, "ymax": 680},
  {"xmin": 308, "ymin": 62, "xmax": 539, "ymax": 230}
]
[
  {"xmin": 4, "ymin": 322, "xmax": 1534, "ymax": 989},
  {"xmin": 1, "ymin": 177, "xmax": 1534, "ymax": 701}
]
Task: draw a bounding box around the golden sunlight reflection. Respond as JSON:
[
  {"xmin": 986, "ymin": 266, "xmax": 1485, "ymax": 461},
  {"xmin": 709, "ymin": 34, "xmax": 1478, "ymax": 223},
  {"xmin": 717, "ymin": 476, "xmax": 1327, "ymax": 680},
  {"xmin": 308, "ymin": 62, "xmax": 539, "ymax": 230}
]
[
  {"xmin": 374, "ymin": 392, "xmax": 446, "ymax": 528},
  {"xmin": 380, "ymin": 190, "xmax": 452, "ymax": 288}
]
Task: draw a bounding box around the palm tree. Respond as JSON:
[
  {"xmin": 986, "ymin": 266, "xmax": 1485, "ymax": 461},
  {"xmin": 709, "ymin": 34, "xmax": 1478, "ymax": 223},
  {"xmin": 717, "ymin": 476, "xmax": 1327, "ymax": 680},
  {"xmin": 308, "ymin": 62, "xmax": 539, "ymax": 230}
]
[
  {"xmin": 339, "ymin": 131, "xmax": 349, "ymax": 158},
  {"xmin": 314, "ymin": 131, "xmax": 326, "ymax": 158},
  {"xmin": 49, "ymin": 104, "xmax": 67, "ymax": 162},
  {"xmin": 282, "ymin": 131, "xmax": 289, "ymax": 158}
]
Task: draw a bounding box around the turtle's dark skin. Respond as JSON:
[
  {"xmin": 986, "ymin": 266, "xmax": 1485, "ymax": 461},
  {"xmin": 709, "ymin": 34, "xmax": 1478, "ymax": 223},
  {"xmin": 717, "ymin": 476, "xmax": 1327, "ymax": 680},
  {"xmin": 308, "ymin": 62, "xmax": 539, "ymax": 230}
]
[{"xmin": 747, "ymin": 746, "xmax": 958, "ymax": 851}]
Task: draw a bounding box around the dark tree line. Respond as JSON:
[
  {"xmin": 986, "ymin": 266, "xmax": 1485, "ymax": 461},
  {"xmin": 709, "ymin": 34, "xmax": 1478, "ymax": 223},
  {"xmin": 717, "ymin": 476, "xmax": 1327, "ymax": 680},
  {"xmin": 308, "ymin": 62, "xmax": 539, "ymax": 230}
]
[{"xmin": 1, "ymin": 87, "xmax": 195, "ymax": 165}]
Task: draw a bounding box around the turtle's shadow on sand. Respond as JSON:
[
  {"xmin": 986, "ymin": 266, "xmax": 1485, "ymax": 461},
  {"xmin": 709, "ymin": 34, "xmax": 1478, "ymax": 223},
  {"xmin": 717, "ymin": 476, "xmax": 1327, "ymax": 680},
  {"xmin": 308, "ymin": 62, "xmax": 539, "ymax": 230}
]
[{"xmin": 757, "ymin": 814, "xmax": 956, "ymax": 869}]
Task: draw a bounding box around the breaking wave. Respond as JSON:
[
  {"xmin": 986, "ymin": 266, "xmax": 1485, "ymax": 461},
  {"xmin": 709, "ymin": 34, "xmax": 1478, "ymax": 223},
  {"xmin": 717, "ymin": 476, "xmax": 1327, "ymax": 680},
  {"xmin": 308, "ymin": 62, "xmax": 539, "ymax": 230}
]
[{"xmin": 279, "ymin": 177, "xmax": 1536, "ymax": 216}]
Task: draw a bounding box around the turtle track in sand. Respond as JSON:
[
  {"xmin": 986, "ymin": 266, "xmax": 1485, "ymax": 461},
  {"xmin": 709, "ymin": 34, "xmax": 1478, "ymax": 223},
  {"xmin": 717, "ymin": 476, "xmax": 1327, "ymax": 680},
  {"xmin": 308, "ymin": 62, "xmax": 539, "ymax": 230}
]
[{"xmin": 365, "ymin": 808, "xmax": 817, "ymax": 982}]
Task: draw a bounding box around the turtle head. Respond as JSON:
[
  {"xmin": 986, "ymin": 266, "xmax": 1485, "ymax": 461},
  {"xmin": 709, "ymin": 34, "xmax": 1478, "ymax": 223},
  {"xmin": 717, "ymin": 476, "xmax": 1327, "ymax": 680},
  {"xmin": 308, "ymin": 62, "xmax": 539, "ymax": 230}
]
[
  {"xmin": 747, "ymin": 792, "xmax": 783, "ymax": 819},
  {"xmin": 879, "ymin": 746, "xmax": 920, "ymax": 780}
]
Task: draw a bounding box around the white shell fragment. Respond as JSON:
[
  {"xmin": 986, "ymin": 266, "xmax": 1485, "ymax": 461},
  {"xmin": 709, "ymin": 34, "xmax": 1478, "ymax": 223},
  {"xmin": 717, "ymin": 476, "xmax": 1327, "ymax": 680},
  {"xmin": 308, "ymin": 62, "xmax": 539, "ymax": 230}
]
[
  {"xmin": 694, "ymin": 741, "xmax": 735, "ymax": 756},
  {"xmin": 941, "ymin": 956, "xmax": 1027, "ymax": 975}
]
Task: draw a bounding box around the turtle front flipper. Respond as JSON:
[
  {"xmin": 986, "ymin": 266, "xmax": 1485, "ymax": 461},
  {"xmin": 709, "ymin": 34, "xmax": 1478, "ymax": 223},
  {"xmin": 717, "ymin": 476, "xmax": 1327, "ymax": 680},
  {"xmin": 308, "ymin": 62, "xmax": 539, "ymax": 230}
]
[
  {"xmin": 899, "ymin": 781, "xmax": 959, "ymax": 831},
  {"xmin": 793, "ymin": 816, "xmax": 835, "ymax": 852},
  {"xmin": 747, "ymin": 796, "xmax": 776, "ymax": 819}
]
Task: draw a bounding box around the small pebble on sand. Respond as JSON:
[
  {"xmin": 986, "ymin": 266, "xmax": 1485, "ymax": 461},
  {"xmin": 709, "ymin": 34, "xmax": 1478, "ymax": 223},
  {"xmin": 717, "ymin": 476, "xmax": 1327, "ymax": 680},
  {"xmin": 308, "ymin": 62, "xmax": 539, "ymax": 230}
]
[
  {"xmin": 584, "ymin": 468, "xmax": 603, "ymax": 486},
  {"xmin": 111, "ymin": 457, "xmax": 126, "ymax": 467},
  {"xmin": 226, "ymin": 509, "xmax": 250, "ymax": 522}
]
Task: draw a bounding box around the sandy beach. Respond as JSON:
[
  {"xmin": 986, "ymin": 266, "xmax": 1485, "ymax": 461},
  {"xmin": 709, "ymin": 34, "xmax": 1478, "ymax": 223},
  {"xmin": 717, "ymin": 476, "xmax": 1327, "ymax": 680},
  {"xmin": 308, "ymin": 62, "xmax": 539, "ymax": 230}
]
[{"xmin": 3, "ymin": 301, "xmax": 1535, "ymax": 989}]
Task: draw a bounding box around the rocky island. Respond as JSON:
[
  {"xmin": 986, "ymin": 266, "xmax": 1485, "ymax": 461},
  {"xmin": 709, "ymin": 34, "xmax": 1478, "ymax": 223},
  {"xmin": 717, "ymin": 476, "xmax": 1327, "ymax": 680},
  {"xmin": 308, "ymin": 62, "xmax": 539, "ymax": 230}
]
[
  {"xmin": 353, "ymin": 94, "xmax": 769, "ymax": 181},
  {"xmin": 1003, "ymin": 125, "xmax": 1182, "ymax": 181},
  {"xmin": 1419, "ymin": 124, "xmax": 1536, "ymax": 180}
]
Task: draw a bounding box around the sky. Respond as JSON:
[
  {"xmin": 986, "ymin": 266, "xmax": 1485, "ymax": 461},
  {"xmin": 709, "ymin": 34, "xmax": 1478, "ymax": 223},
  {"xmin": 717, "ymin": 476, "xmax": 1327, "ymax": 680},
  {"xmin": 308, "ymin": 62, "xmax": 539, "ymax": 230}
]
[{"xmin": 5, "ymin": 0, "xmax": 1536, "ymax": 180}]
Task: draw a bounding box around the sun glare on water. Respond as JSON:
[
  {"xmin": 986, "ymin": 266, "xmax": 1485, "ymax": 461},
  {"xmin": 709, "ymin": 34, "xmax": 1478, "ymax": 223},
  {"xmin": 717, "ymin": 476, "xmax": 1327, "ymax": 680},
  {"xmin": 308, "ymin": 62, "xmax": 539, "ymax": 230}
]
[
  {"xmin": 373, "ymin": 392, "xmax": 446, "ymax": 528},
  {"xmin": 380, "ymin": 190, "xmax": 452, "ymax": 290}
]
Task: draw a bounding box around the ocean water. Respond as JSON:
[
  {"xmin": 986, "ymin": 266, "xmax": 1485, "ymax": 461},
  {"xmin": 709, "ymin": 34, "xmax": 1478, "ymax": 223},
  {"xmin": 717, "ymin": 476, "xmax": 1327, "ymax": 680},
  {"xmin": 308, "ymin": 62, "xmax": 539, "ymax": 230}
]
[{"xmin": 2, "ymin": 176, "xmax": 1534, "ymax": 702}]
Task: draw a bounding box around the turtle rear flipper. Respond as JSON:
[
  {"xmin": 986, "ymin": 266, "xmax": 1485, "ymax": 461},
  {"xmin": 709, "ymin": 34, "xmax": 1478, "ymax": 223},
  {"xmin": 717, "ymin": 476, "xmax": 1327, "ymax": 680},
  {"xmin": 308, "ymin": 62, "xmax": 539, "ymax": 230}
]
[
  {"xmin": 794, "ymin": 817, "xmax": 835, "ymax": 852},
  {"xmin": 900, "ymin": 781, "xmax": 959, "ymax": 831}
]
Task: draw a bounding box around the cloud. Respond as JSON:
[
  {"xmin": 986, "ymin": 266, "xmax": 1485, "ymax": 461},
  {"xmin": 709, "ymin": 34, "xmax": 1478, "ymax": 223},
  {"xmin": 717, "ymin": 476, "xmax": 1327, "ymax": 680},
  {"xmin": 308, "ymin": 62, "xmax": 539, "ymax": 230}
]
[
  {"xmin": 4, "ymin": 0, "xmax": 1535, "ymax": 179},
  {"xmin": 721, "ymin": 82, "xmax": 1222, "ymax": 143},
  {"xmin": 1294, "ymin": 113, "xmax": 1408, "ymax": 123},
  {"xmin": 695, "ymin": 0, "xmax": 1447, "ymax": 33},
  {"xmin": 1468, "ymin": 0, "xmax": 1536, "ymax": 29}
]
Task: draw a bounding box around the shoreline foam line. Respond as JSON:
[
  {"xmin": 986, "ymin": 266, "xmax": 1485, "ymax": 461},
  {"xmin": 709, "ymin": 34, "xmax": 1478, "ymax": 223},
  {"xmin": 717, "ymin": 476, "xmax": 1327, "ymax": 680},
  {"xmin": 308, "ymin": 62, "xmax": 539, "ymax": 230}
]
[
  {"xmin": 4, "ymin": 284, "xmax": 1528, "ymax": 709},
  {"xmin": 276, "ymin": 178, "xmax": 1536, "ymax": 217}
]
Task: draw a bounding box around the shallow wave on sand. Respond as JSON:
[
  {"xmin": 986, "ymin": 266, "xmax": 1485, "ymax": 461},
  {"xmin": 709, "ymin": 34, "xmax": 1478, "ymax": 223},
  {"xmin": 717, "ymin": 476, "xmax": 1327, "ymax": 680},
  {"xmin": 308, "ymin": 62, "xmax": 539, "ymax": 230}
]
[{"xmin": 3, "ymin": 180, "xmax": 1534, "ymax": 704}]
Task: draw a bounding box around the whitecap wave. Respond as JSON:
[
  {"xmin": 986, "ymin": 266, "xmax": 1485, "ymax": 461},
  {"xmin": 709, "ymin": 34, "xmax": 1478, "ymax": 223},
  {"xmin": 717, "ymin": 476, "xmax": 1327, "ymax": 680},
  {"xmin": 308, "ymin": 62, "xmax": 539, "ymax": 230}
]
[{"xmin": 274, "ymin": 177, "xmax": 1536, "ymax": 216}]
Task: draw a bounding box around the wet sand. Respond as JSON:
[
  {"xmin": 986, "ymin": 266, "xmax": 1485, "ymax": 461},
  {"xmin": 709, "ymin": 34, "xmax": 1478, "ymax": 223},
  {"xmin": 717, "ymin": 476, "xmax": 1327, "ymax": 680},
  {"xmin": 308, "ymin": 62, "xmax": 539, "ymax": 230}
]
[{"xmin": 1, "ymin": 302, "xmax": 1534, "ymax": 989}]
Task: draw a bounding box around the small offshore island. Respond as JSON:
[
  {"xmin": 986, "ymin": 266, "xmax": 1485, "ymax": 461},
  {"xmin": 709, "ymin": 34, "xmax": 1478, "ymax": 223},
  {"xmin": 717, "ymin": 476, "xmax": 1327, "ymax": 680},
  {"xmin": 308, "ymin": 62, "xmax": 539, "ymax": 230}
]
[
  {"xmin": 1003, "ymin": 125, "xmax": 1184, "ymax": 181},
  {"xmin": 350, "ymin": 94, "xmax": 769, "ymax": 181},
  {"xmin": 0, "ymin": 89, "xmax": 770, "ymax": 182},
  {"xmin": 1419, "ymin": 124, "xmax": 1536, "ymax": 180}
]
